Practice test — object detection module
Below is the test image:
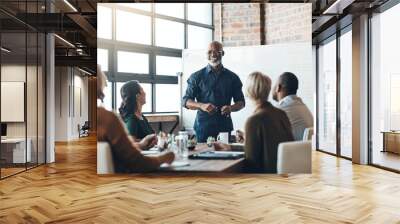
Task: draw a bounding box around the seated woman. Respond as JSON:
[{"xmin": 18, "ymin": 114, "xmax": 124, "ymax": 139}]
[
  {"xmin": 97, "ymin": 65, "xmax": 174, "ymax": 173},
  {"xmin": 216, "ymin": 72, "xmax": 294, "ymax": 173},
  {"xmin": 119, "ymin": 81, "xmax": 154, "ymax": 141}
]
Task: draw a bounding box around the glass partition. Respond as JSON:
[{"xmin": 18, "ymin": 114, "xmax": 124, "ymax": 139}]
[
  {"xmin": 0, "ymin": 1, "xmax": 46, "ymax": 179},
  {"xmin": 1, "ymin": 31, "xmax": 28, "ymax": 177}
]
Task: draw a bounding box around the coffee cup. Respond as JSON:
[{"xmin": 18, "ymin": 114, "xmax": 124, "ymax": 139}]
[{"xmin": 217, "ymin": 132, "xmax": 229, "ymax": 144}]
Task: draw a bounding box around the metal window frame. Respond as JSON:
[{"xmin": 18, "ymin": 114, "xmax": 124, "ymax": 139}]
[
  {"xmin": 97, "ymin": 3, "xmax": 214, "ymax": 114},
  {"xmin": 315, "ymin": 24, "xmax": 353, "ymax": 161}
]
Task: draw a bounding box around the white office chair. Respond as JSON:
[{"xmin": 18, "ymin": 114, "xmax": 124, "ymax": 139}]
[
  {"xmin": 302, "ymin": 127, "xmax": 314, "ymax": 141},
  {"xmin": 277, "ymin": 141, "xmax": 312, "ymax": 174},
  {"xmin": 97, "ymin": 142, "xmax": 115, "ymax": 174}
]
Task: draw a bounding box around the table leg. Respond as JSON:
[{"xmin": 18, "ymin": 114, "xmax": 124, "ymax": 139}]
[{"xmin": 170, "ymin": 120, "xmax": 179, "ymax": 134}]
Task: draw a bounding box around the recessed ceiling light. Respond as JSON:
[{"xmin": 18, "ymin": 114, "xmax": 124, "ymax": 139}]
[
  {"xmin": 78, "ymin": 67, "xmax": 93, "ymax": 76},
  {"xmin": 63, "ymin": 0, "xmax": 78, "ymax": 12},
  {"xmin": 54, "ymin": 34, "xmax": 75, "ymax": 48},
  {"xmin": 1, "ymin": 47, "xmax": 11, "ymax": 53}
]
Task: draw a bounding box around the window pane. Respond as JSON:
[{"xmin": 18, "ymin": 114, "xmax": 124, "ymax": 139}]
[
  {"xmin": 155, "ymin": 18, "xmax": 184, "ymax": 49},
  {"xmin": 188, "ymin": 25, "xmax": 212, "ymax": 49},
  {"xmin": 117, "ymin": 51, "xmax": 149, "ymax": 74},
  {"xmin": 155, "ymin": 3, "xmax": 184, "ymax": 18},
  {"xmin": 340, "ymin": 30, "xmax": 352, "ymax": 158},
  {"xmin": 97, "ymin": 6, "xmax": 112, "ymax": 39},
  {"xmin": 102, "ymin": 81, "xmax": 112, "ymax": 111},
  {"xmin": 116, "ymin": 82, "xmax": 152, "ymax": 113},
  {"xmin": 371, "ymin": 3, "xmax": 400, "ymax": 171},
  {"xmin": 117, "ymin": 3, "xmax": 151, "ymax": 11},
  {"xmin": 318, "ymin": 38, "xmax": 337, "ymax": 155},
  {"xmin": 156, "ymin": 56, "xmax": 182, "ymax": 76},
  {"xmin": 188, "ymin": 3, "xmax": 212, "ymax": 25},
  {"xmin": 116, "ymin": 10, "xmax": 151, "ymax": 45},
  {"xmin": 97, "ymin": 48, "xmax": 108, "ymax": 71},
  {"xmin": 156, "ymin": 84, "xmax": 180, "ymax": 112}
]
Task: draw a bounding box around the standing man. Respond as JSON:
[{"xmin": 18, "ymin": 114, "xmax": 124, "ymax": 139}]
[
  {"xmin": 272, "ymin": 72, "xmax": 313, "ymax": 141},
  {"xmin": 182, "ymin": 41, "xmax": 245, "ymax": 142}
]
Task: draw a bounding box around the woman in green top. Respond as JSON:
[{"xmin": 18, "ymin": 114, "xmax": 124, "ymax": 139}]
[{"xmin": 119, "ymin": 80, "xmax": 154, "ymax": 141}]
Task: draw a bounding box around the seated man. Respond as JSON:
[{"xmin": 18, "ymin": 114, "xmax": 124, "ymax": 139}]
[{"xmin": 272, "ymin": 72, "xmax": 313, "ymax": 141}]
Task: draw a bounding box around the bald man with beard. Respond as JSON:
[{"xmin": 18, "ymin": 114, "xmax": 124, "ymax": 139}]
[{"xmin": 182, "ymin": 41, "xmax": 245, "ymax": 142}]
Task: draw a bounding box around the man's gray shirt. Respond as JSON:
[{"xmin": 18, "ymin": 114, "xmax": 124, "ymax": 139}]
[{"xmin": 277, "ymin": 95, "xmax": 313, "ymax": 141}]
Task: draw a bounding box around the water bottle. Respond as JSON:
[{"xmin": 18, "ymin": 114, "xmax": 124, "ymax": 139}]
[{"xmin": 177, "ymin": 131, "xmax": 188, "ymax": 161}]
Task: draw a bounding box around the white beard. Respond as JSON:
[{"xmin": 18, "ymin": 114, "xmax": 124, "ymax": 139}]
[{"xmin": 208, "ymin": 60, "xmax": 221, "ymax": 67}]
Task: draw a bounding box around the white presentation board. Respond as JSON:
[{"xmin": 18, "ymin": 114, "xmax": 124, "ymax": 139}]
[
  {"xmin": 1, "ymin": 82, "xmax": 25, "ymax": 122},
  {"xmin": 181, "ymin": 42, "xmax": 314, "ymax": 131}
]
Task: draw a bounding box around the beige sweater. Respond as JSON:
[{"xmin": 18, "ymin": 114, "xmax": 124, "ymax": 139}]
[{"xmin": 244, "ymin": 101, "xmax": 294, "ymax": 173}]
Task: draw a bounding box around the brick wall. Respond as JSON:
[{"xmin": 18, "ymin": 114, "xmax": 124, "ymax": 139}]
[
  {"xmin": 214, "ymin": 3, "xmax": 262, "ymax": 47},
  {"xmin": 264, "ymin": 3, "xmax": 311, "ymax": 44},
  {"xmin": 213, "ymin": 3, "xmax": 311, "ymax": 46}
]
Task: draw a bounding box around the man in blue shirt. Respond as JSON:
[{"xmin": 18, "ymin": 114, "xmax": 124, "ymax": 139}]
[{"xmin": 182, "ymin": 41, "xmax": 245, "ymax": 142}]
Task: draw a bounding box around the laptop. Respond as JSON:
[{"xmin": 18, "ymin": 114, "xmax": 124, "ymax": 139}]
[{"xmin": 189, "ymin": 151, "xmax": 244, "ymax": 160}]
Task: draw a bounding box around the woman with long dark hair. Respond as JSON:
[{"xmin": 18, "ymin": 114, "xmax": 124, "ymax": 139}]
[
  {"xmin": 97, "ymin": 65, "xmax": 174, "ymax": 172},
  {"xmin": 119, "ymin": 80, "xmax": 154, "ymax": 141}
]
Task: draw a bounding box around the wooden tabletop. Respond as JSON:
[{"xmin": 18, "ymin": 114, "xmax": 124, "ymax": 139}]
[
  {"xmin": 157, "ymin": 144, "xmax": 244, "ymax": 173},
  {"xmin": 145, "ymin": 114, "xmax": 178, "ymax": 123}
]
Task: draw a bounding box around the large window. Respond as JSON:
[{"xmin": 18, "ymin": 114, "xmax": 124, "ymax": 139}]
[
  {"xmin": 339, "ymin": 29, "xmax": 352, "ymax": 158},
  {"xmin": 317, "ymin": 37, "xmax": 337, "ymax": 155},
  {"xmin": 370, "ymin": 3, "xmax": 400, "ymax": 171},
  {"xmin": 98, "ymin": 3, "xmax": 213, "ymax": 113},
  {"xmin": 316, "ymin": 26, "xmax": 353, "ymax": 159}
]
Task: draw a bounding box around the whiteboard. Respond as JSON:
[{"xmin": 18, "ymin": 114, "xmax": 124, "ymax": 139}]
[
  {"xmin": 181, "ymin": 43, "xmax": 314, "ymax": 131},
  {"xmin": 1, "ymin": 82, "xmax": 25, "ymax": 122}
]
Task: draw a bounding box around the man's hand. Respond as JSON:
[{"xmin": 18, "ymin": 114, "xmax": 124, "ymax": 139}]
[
  {"xmin": 139, "ymin": 134, "xmax": 158, "ymax": 150},
  {"xmin": 213, "ymin": 142, "xmax": 231, "ymax": 151},
  {"xmin": 221, "ymin": 105, "xmax": 231, "ymax": 116},
  {"xmin": 200, "ymin": 103, "xmax": 216, "ymax": 114}
]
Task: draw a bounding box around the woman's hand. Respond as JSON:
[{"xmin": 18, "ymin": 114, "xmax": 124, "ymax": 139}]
[
  {"xmin": 139, "ymin": 134, "xmax": 158, "ymax": 150},
  {"xmin": 159, "ymin": 151, "xmax": 175, "ymax": 164}
]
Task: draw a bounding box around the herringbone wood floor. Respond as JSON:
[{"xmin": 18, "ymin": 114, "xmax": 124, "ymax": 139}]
[{"xmin": 1, "ymin": 135, "xmax": 400, "ymax": 224}]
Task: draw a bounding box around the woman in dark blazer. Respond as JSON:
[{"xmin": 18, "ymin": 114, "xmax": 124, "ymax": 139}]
[{"xmin": 119, "ymin": 80, "xmax": 154, "ymax": 141}]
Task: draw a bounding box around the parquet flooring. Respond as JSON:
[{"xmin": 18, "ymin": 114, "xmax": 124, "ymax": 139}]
[{"xmin": 1, "ymin": 135, "xmax": 400, "ymax": 223}]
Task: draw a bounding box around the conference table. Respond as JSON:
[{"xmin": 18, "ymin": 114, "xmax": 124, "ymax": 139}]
[{"xmin": 146, "ymin": 144, "xmax": 245, "ymax": 173}]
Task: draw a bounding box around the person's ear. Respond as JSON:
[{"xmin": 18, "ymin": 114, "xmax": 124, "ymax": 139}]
[{"xmin": 277, "ymin": 84, "xmax": 283, "ymax": 92}]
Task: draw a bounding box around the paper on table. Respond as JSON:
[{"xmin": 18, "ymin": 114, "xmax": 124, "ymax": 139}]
[{"xmin": 141, "ymin": 150, "xmax": 160, "ymax": 155}]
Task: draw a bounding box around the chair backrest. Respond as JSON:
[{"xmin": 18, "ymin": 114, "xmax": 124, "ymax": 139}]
[
  {"xmin": 302, "ymin": 127, "xmax": 314, "ymax": 141},
  {"xmin": 97, "ymin": 142, "xmax": 115, "ymax": 174},
  {"xmin": 277, "ymin": 141, "xmax": 311, "ymax": 174}
]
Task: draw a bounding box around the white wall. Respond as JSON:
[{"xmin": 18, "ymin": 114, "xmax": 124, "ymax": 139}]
[
  {"xmin": 55, "ymin": 67, "xmax": 89, "ymax": 141},
  {"xmin": 181, "ymin": 43, "xmax": 314, "ymax": 131}
]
